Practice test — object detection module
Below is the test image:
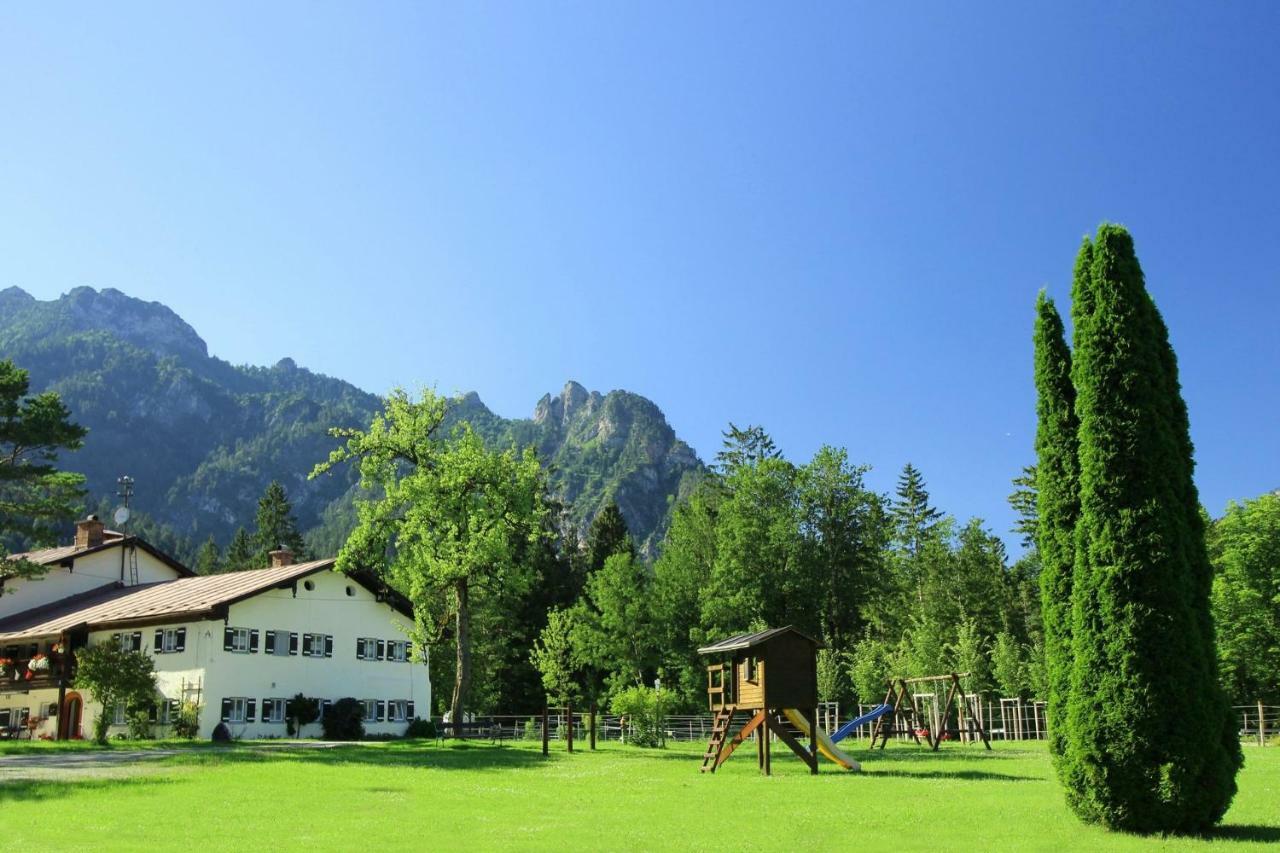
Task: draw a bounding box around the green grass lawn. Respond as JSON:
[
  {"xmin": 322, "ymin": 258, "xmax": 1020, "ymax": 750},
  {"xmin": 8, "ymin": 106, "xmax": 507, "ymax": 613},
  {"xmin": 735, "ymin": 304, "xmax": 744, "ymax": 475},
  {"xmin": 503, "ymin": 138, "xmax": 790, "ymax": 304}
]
[{"xmin": 1, "ymin": 738, "xmax": 1276, "ymax": 851}]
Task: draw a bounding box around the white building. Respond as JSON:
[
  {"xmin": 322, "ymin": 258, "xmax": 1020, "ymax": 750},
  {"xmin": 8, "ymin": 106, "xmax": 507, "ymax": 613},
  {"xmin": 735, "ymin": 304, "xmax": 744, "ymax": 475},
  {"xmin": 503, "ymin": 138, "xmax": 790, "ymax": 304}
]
[{"xmin": 1, "ymin": 516, "xmax": 429, "ymax": 740}]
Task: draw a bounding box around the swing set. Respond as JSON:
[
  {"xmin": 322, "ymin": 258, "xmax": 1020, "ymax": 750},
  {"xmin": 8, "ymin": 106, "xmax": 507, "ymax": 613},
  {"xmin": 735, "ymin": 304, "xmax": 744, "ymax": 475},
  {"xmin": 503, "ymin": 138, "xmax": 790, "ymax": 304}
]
[{"xmin": 869, "ymin": 672, "xmax": 991, "ymax": 751}]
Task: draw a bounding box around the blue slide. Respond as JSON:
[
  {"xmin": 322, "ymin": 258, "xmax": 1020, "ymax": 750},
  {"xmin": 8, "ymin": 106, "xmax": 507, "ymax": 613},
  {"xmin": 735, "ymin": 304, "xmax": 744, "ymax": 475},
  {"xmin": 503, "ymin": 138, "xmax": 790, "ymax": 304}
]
[{"xmin": 830, "ymin": 704, "xmax": 892, "ymax": 743}]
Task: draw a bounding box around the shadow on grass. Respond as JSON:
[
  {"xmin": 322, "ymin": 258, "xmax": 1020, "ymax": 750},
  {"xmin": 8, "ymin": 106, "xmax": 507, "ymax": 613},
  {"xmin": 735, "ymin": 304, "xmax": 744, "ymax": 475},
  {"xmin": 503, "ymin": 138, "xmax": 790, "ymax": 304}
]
[
  {"xmin": 864, "ymin": 768, "xmax": 1040, "ymax": 783},
  {"xmin": 0, "ymin": 775, "xmax": 173, "ymax": 803},
  {"xmin": 1204, "ymin": 825, "xmax": 1280, "ymax": 844},
  {"xmin": 159, "ymin": 740, "xmax": 565, "ymax": 774}
]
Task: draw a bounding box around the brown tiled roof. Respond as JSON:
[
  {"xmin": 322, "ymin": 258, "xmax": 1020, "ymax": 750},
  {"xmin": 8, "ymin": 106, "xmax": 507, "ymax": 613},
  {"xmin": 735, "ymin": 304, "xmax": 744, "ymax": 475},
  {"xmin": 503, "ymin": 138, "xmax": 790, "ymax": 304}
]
[
  {"xmin": 4, "ymin": 533, "xmax": 194, "ymax": 578},
  {"xmin": 0, "ymin": 559, "xmax": 337, "ymax": 642}
]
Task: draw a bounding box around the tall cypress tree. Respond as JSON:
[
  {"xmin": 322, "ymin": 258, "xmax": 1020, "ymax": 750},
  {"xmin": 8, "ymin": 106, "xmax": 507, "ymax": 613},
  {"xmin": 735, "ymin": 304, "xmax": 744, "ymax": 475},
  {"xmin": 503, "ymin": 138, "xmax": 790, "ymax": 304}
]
[
  {"xmin": 1064, "ymin": 224, "xmax": 1240, "ymax": 832},
  {"xmin": 1032, "ymin": 290, "xmax": 1079, "ymax": 774}
]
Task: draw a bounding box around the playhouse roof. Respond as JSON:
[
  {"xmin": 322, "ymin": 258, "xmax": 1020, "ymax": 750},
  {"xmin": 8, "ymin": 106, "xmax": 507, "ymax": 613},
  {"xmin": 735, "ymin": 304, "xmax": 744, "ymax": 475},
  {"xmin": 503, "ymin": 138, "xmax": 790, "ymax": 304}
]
[{"xmin": 696, "ymin": 625, "xmax": 820, "ymax": 655}]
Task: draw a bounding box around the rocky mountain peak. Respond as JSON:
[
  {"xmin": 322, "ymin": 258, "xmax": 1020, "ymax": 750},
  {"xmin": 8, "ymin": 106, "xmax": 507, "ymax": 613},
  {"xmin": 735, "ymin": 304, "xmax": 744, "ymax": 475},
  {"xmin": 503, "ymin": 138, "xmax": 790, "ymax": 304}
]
[
  {"xmin": 533, "ymin": 380, "xmax": 603, "ymax": 427},
  {"xmin": 11, "ymin": 286, "xmax": 211, "ymax": 363},
  {"xmin": 0, "ymin": 286, "xmax": 36, "ymax": 310}
]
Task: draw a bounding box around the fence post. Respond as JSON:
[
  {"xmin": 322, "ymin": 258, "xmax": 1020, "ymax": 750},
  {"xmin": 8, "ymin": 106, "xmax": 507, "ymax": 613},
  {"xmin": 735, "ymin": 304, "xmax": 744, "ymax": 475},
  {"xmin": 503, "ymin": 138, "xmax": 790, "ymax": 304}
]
[
  {"xmin": 1261, "ymin": 700, "xmax": 1267, "ymax": 748},
  {"xmin": 542, "ymin": 706, "xmax": 549, "ymax": 756},
  {"xmin": 590, "ymin": 703, "xmax": 597, "ymax": 750},
  {"xmin": 567, "ymin": 704, "xmax": 574, "ymax": 753}
]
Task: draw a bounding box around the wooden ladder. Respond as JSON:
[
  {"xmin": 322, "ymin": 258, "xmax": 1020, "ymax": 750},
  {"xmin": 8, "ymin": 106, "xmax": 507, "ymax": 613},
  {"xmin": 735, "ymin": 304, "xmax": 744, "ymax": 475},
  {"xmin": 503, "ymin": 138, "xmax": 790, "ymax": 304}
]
[{"xmin": 700, "ymin": 707, "xmax": 736, "ymax": 773}]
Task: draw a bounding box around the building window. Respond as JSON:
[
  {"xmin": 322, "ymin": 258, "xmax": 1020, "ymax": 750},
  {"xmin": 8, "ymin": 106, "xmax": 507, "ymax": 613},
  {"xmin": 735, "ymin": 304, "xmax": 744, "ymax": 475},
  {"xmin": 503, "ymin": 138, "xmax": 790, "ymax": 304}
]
[
  {"xmin": 114, "ymin": 631, "xmax": 142, "ymax": 653},
  {"xmin": 113, "ymin": 702, "xmax": 128, "ymax": 726},
  {"xmin": 155, "ymin": 628, "xmax": 186, "ymax": 654},
  {"xmin": 362, "ymin": 700, "xmax": 378, "ymax": 722},
  {"xmin": 223, "ymin": 627, "xmax": 259, "ymax": 654},
  {"xmin": 222, "ymin": 698, "xmax": 252, "ymax": 724},
  {"xmin": 743, "ymin": 657, "xmax": 759, "ymax": 683},
  {"xmin": 262, "ymin": 698, "xmax": 286, "ymax": 724},
  {"xmin": 264, "ymin": 630, "xmax": 293, "ymax": 656},
  {"xmin": 388, "ymin": 641, "xmax": 410, "ymax": 662},
  {"xmin": 356, "ymin": 637, "xmax": 378, "ymax": 660},
  {"xmin": 389, "ymin": 700, "xmax": 409, "ymax": 722},
  {"xmin": 302, "ymin": 633, "xmax": 332, "ymax": 658}
]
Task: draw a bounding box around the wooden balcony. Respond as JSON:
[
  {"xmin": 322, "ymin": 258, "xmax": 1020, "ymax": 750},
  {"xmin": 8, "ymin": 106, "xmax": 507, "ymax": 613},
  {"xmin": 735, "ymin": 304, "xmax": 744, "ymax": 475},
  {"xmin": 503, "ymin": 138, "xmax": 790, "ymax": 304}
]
[{"xmin": 0, "ymin": 655, "xmax": 72, "ymax": 694}]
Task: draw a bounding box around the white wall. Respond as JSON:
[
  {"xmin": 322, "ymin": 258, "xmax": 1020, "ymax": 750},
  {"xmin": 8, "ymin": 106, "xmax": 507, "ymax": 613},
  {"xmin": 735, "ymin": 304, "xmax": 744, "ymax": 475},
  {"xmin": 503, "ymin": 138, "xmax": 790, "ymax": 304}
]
[
  {"xmin": 3, "ymin": 568, "xmax": 430, "ymax": 741},
  {"xmin": 0, "ymin": 687, "xmax": 61, "ymax": 739},
  {"xmin": 196, "ymin": 568, "xmax": 429, "ymax": 739},
  {"xmin": 0, "ymin": 545, "xmax": 182, "ymax": 620}
]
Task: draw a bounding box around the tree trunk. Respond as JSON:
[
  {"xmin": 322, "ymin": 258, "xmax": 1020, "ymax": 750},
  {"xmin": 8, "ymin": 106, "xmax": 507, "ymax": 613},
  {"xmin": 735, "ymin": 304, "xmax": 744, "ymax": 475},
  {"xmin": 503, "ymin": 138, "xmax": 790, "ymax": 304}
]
[{"xmin": 451, "ymin": 579, "xmax": 470, "ymax": 739}]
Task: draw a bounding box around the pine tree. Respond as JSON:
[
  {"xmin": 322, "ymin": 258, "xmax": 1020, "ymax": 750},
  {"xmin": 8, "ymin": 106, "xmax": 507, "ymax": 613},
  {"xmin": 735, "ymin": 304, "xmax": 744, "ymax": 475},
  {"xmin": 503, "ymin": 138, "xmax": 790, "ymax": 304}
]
[
  {"xmin": 194, "ymin": 535, "xmax": 222, "ymax": 575},
  {"xmin": 1063, "ymin": 224, "xmax": 1240, "ymax": 832},
  {"xmin": 890, "ymin": 463, "xmax": 942, "ymax": 608},
  {"xmin": 714, "ymin": 423, "xmax": 781, "ymax": 474},
  {"xmin": 254, "ymin": 481, "xmax": 307, "ymax": 563},
  {"xmin": 0, "ymin": 359, "xmax": 87, "ymax": 582},
  {"xmin": 1032, "ymin": 290, "xmax": 1079, "ymax": 775},
  {"xmin": 891, "ymin": 463, "xmax": 942, "ymax": 557},
  {"xmin": 585, "ymin": 500, "xmax": 633, "ymax": 574},
  {"xmin": 224, "ymin": 526, "xmax": 257, "ymax": 572}
]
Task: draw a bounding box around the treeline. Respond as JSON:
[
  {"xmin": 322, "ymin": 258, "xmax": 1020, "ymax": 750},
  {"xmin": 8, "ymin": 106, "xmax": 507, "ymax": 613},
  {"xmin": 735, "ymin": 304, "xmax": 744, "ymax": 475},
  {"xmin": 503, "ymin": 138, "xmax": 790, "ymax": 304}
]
[
  {"xmin": 528, "ymin": 427, "xmax": 1279, "ymax": 714},
  {"xmin": 532, "ymin": 425, "xmax": 1043, "ymax": 713}
]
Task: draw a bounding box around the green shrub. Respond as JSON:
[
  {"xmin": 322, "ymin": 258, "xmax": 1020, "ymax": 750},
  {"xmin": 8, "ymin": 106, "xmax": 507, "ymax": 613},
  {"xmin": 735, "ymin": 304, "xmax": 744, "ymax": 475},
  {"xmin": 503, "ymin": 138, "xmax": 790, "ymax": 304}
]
[
  {"xmin": 404, "ymin": 717, "xmax": 436, "ymax": 739},
  {"xmin": 522, "ymin": 717, "xmax": 539, "ymax": 741},
  {"xmin": 610, "ymin": 686, "xmax": 668, "ymax": 748},
  {"xmin": 127, "ymin": 708, "xmax": 154, "ymax": 740},
  {"xmin": 286, "ymin": 694, "xmax": 320, "ymax": 737},
  {"xmin": 173, "ymin": 701, "xmax": 201, "ymax": 740},
  {"xmin": 321, "ymin": 697, "xmax": 364, "ymax": 741}
]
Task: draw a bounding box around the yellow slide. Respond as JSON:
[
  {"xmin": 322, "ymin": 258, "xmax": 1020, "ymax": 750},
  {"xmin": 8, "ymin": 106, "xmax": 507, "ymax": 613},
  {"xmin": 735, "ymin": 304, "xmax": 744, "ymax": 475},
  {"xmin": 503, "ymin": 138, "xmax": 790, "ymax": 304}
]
[{"xmin": 782, "ymin": 708, "xmax": 861, "ymax": 772}]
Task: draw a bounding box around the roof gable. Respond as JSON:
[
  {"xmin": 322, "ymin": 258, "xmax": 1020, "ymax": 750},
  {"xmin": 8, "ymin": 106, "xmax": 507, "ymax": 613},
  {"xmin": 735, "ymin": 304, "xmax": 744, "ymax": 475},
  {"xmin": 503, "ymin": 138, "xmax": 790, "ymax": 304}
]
[
  {"xmin": 0, "ymin": 558, "xmax": 412, "ymax": 642},
  {"xmin": 697, "ymin": 626, "xmax": 821, "ymax": 655},
  {"xmin": 5, "ymin": 535, "xmax": 194, "ymax": 578}
]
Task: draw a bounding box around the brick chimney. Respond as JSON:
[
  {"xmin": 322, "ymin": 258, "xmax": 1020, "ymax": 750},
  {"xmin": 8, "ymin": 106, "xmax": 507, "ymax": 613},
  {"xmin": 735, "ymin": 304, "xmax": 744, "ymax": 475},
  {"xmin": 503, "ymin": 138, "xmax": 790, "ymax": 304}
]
[
  {"xmin": 268, "ymin": 547, "xmax": 294, "ymax": 568},
  {"xmin": 75, "ymin": 515, "xmax": 105, "ymax": 549}
]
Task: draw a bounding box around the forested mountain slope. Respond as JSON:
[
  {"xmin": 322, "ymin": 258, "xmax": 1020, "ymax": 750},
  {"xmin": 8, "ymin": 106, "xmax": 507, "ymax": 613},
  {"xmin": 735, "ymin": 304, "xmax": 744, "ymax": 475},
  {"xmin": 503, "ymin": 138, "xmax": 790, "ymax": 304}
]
[{"xmin": 0, "ymin": 286, "xmax": 703, "ymax": 558}]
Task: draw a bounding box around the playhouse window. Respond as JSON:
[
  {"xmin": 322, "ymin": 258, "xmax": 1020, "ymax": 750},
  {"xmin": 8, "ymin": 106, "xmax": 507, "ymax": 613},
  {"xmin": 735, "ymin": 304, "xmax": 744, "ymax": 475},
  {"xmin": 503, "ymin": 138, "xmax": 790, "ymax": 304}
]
[{"xmin": 744, "ymin": 657, "xmax": 759, "ymax": 682}]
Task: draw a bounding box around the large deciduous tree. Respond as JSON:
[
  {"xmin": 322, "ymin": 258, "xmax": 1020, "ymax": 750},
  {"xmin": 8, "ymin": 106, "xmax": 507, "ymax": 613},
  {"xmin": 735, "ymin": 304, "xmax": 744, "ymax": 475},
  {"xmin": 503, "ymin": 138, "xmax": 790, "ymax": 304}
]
[
  {"xmin": 1059, "ymin": 224, "xmax": 1239, "ymax": 832},
  {"xmin": 0, "ymin": 359, "xmax": 87, "ymax": 587},
  {"xmin": 312, "ymin": 389, "xmax": 545, "ymax": 737},
  {"xmin": 1210, "ymin": 493, "xmax": 1280, "ymax": 705},
  {"xmin": 74, "ymin": 641, "xmax": 157, "ymax": 745}
]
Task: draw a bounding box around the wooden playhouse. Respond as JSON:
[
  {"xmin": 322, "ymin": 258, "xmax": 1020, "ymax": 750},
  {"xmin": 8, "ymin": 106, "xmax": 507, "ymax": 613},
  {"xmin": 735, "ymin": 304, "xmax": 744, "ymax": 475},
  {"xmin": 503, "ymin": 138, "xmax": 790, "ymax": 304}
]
[{"xmin": 696, "ymin": 626, "xmax": 824, "ymax": 775}]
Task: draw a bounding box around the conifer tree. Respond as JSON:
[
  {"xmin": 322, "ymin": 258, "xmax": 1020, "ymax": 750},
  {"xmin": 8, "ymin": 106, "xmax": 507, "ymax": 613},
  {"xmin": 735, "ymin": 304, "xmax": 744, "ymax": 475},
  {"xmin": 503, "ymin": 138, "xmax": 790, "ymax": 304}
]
[
  {"xmin": 1063, "ymin": 224, "xmax": 1240, "ymax": 832},
  {"xmin": 1032, "ymin": 290, "xmax": 1079, "ymax": 774},
  {"xmin": 194, "ymin": 535, "xmax": 222, "ymax": 575},
  {"xmin": 891, "ymin": 463, "xmax": 942, "ymax": 558},
  {"xmin": 224, "ymin": 526, "xmax": 256, "ymax": 572},
  {"xmin": 0, "ymin": 359, "xmax": 86, "ymax": 584},
  {"xmin": 585, "ymin": 500, "xmax": 633, "ymax": 574},
  {"xmin": 890, "ymin": 463, "xmax": 942, "ymax": 608},
  {"xmin": 254, "ymin": 480, "xmax": 307, "ymax": 563}
]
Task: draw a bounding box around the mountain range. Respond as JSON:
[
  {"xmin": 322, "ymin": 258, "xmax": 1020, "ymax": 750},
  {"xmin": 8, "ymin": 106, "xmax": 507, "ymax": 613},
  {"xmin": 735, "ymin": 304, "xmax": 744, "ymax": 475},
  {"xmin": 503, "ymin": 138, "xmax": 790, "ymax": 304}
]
[{"xmin": 0, "ymin": 286, "xmax": 704, "ymax": 560}]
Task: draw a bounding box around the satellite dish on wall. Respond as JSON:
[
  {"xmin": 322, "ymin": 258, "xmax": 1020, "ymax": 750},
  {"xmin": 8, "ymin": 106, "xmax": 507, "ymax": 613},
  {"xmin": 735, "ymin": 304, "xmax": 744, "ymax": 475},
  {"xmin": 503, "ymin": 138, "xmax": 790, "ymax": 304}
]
[{"xmin": 113, "ymin": 505, "xmax": 131, "ymax": 526}]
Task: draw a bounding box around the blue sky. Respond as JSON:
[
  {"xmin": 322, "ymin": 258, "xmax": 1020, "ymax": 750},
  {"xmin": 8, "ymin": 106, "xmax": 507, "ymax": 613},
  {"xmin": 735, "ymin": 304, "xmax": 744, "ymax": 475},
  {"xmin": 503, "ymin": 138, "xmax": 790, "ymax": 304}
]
[{"xmin": 3, "ymin": 3, "xmax": 1278, "ymax": 547}]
